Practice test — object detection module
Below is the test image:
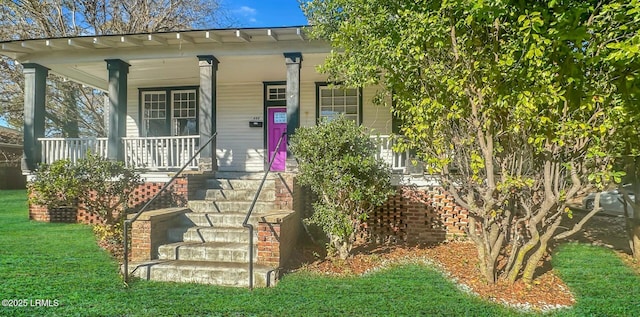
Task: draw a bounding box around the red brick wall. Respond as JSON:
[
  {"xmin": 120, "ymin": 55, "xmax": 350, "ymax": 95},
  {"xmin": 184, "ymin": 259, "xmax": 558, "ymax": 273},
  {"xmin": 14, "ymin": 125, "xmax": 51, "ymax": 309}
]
[
  {"xmin": 366, "ymin": 186, "xmax": 468, "ymax": 244},
  {"xmin": 256, "ymin": 211, "xmax": 301, "ymax": 267},
  {"xmin": 131, "ymin": 220, "xmax": 151, "ymax": 262},
  {"xmin": 28, "ymin": 174, "xmax": 205, "ymax": 224},
  {"xmin": 274, "ymin": 173, "xmax": 294, "ymax": 210},
  {"xmin": 257, "ymin": 222, "xmax": 281, "ymax": 266}
]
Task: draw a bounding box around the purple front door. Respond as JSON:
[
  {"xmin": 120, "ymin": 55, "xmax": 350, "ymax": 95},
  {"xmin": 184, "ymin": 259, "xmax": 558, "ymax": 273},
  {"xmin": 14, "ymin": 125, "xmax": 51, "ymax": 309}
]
[{"xmin": 267, "ymin": 107, "xmax": 287, "ymax": 171}]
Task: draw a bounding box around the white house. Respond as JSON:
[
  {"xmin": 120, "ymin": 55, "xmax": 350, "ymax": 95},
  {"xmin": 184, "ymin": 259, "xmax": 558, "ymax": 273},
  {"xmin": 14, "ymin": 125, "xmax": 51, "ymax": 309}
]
[{"xmin": 0, "ymin": 26, "xmax": 406, "ymax": 175}]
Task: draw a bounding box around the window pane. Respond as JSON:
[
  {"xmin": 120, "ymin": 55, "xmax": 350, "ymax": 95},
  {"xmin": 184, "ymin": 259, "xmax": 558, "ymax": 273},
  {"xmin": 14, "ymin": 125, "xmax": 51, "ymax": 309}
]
[
  {"xmin": 174, "ymin": 118, "xmax": 197, "ymax": 136},
  {"xmin": 320, "ymin": 89, "xmax": 332, "ymax": 97},
  {"xmin": 321, "ymin": 97, "xmax": 333, "ymax": 106},
  {"xmin": 145, "ymin": 119, "xmax": 168, "ymax": 137},
  {"xmin": 345, "ymin": 88, "xmax": 357, "ymax": 96}
]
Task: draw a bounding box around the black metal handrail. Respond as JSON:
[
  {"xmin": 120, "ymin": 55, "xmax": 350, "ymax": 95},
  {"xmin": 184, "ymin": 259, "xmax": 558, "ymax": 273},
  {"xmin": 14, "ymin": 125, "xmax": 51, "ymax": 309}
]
[
  {"xmin": 243, "ymin": 132, "xmax": 287, "ymax": 289},
  {"xmin": 122, "ymin": 132, "xmax": 217, "ymax": 283}
]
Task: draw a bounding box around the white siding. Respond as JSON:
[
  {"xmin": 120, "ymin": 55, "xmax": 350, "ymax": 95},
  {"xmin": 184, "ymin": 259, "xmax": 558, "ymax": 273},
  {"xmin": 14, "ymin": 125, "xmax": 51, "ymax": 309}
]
[
  {"xmin": 216, "ymin": 83, "xmax": 265, "ymax": 172},
  {"xmin": 299, "ymin": 81, "xmax": 317, "ymax": 127},
  {"xmin": 126, "ymin": 88, "xmax": 141, "ymax": 137}
]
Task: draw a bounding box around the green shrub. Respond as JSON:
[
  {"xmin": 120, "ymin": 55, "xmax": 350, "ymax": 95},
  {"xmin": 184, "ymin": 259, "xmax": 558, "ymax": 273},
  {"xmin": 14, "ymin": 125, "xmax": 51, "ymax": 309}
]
[
  {"xmin": 28, "ymin": 152, "xmax": 142, "ymax": 258},
  {"xmin": 28, "ymin": 159, "xmax": 80, "ymax": 208},
  {"xmin": 290, "ymin": 116, "xmax": 394, "ymax": 259},
  {"xmin": 74, "ymin": 152, "xmax": 142, "ymax": 225}
]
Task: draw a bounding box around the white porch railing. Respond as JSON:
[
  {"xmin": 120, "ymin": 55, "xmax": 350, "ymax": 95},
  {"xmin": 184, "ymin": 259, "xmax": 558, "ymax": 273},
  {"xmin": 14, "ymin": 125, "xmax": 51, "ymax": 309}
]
[
  {"xmin": 371, "ymin": 135, "xmax": 410, "ymax": 173},
  {"xmin": 39, "ymin": 137, "xmax": 108, "ymax": 165},
  {"xmin": 122, "ymin": 135, "xmax": 200, "ymax": 170},
  {"xmin": 39, "ymin": 135, "xmax": 404, "ymax": 172}
]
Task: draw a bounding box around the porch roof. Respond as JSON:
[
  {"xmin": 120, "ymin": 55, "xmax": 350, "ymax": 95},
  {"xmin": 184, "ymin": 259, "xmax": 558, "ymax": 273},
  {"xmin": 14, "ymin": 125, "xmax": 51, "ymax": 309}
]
[{"xmin": 0, "ymin": 26, "xmax": 329, "ymax": 90}]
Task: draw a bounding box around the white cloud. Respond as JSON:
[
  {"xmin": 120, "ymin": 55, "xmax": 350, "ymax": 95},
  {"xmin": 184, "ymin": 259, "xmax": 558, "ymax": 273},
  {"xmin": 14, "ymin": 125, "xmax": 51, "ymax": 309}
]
[
  {"xmin": 232, "ymin": 5, "xmax": 258, "ymax": 25},
  {"xmin": 234, "ymin": 6, "xmax": 257, "ymax": 16}
]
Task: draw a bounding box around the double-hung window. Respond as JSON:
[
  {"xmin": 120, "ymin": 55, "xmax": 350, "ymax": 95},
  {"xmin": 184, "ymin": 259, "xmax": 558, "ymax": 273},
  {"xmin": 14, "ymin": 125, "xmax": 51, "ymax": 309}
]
[
  {"xmin": 140, "ymin": 88, "xmax": 198, "ymax": 137},
  {"xmin": 316, "ymin": 83, "xmax": 362, "ymax": 124}
]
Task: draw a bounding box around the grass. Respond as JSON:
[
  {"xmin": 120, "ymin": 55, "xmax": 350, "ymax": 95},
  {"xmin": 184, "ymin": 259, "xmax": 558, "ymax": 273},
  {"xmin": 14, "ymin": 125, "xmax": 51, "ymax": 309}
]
[{"xmin": 0, "ymin": 189, "xmax": 639, "ymax": 316}]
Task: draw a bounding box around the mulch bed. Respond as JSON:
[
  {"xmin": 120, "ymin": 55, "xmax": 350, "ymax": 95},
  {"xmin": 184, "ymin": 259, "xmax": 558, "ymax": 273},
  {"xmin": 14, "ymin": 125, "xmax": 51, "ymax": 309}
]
[{"xmin": 287, "ymin": 214, "xmax": 639, "ymax": 313}]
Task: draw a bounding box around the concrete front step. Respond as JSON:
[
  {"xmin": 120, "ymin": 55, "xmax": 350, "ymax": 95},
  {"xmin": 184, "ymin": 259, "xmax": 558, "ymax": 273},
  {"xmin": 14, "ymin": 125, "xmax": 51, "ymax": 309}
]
[
  {"xmin": 214, "ymin": 171, "xmax": 278, "ymax": 180},
  {"xmin": 206, "ymin": 178, "xmax": 275, "ymax": 190},
  {"xmin": 201, "ymin": 188, "xmax": 275, "ymax": 202},
  {"xmin": 187, "ymin": 200, "xmax": 275, "ymax": 214},
  {"xmin": 169, "ymin": 226, "xmax": 255, "ymax": 243},
  {"xmin": 158, "ymin": 241, "xmax": 256, "ymax": 263},
  {"xmin": 183, "ymin": 212, "xmax": 259, "ymax": 227},
  {"xmin": 130, "ymin": 260, "xmax": 273, "ymax": 287}
]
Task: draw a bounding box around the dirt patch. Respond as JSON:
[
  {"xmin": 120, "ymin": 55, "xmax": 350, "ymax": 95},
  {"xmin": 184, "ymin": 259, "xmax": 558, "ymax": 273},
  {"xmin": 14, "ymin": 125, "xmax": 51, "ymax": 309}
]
[{"xmin": 286, "ymin": 213, "xmax": 638, "ymax": 312}]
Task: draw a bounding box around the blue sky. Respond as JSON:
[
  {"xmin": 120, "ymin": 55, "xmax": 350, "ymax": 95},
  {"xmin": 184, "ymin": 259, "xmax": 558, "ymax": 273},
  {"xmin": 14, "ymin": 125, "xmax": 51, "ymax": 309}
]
[{"xmin": 227, "ymin": 0, "xmax": 309, "ymax": 27}]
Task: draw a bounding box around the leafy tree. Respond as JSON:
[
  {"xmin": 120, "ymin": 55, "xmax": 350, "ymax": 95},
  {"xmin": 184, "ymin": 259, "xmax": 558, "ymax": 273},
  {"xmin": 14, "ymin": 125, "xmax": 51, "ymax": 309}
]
[
  {"xmin": 290, "ymin": 116, "xmax": 394, "ymax": 259},
  {"xmin": 304, "ymin": 0, "xmax": 638, "ymax": 284},
  {"xmin": 0, "ymin": 0, "xmax": 231, "ymax": 136}
]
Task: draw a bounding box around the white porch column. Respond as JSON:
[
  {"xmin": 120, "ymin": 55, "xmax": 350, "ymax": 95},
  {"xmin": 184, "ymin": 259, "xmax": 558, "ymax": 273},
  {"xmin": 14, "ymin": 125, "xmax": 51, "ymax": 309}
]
[
  {"xmin": 197, "ymin": 55, "xmax": 219, "ymax": 172},
  {"xmin": 105, "ymin": 59, "xmax": 129, "ymax": 162},
  {"xmin": 22, "ymin": 63, "xmax": 48, "ymax": 173}
]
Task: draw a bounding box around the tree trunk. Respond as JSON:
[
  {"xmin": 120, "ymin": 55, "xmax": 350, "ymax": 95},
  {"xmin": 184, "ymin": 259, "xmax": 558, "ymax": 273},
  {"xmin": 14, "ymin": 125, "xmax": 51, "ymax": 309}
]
[
  {"xmin": 521, "ymin": 218, "xmax": 561, "ymax": 284},
  {"xmin": 506, "ymin": 234, "xmax": 538, "ymax": 284},
  {"xmin": 331, "ymin": 235, "xmax": 351, "ymax": 260}
]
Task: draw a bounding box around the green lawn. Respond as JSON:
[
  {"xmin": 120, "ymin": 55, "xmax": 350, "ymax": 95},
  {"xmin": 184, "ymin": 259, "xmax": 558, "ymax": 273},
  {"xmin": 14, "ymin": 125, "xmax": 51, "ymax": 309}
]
[{"xmin": 0, "ymin": 190, "xmax": 639, "ymax": 316}]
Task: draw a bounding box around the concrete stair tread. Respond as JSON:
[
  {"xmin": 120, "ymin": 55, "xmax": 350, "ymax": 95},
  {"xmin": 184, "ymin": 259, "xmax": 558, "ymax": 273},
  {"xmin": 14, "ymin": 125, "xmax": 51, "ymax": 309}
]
[
  {"xmin": 188, "ymin": 225, "xmax": 247, "ymax": 231},
  {"xmin": 158, "ymin": 241, "xmax": 258, "ymax": 262},
  {"xmin": 129, "ymin": 260, "xmax": 274, "ymax": 287},
  {"xmin": 182, "ymin": 212, "xmax": 259, "ymax": 227},
  {"xmin": 206, "ymin": 178, "xmax": 275, "ymax": 190},
  {"xmin": 187, "ymin": 200, "xmax": 275, "ymax": 214},
  {"xmin": 171, "ymin": 225, "xmax": 256, "ymax": 243},
  {"xmin": 143, "ymin": 260, "xmax": 272, "ymax": 271},
  {"xmin": 160, "ymin": 241, "xmax": 252, "ymax": 250},
  {"xmin": 214, "ymin": 171, "xmax": 279, "ymax": 180},
  {"xmin": 201, "ymin": 188, "xmax": 275, "ymax": 202}
]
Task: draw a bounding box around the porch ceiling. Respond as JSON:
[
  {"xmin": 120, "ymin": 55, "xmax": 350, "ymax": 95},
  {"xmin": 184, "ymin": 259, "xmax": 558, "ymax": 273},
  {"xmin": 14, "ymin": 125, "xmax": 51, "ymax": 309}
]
[{"xmin": 0, "ymin": 27, "xmax": 330, "ymax": 90}]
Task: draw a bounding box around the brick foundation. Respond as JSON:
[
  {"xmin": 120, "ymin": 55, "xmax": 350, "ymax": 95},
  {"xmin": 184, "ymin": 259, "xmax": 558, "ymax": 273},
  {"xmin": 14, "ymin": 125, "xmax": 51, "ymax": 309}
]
[
  {"xmin": 28, "ymin": 173, "xmax": 208, "ymax": 225},
  {"xmin": 28, "ymin": 204, "xmax": 77, "ymax": 223},
  {"xmin": 367, "ymin": 186, "xmax": 468, "ymax": 244}
]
